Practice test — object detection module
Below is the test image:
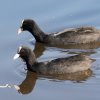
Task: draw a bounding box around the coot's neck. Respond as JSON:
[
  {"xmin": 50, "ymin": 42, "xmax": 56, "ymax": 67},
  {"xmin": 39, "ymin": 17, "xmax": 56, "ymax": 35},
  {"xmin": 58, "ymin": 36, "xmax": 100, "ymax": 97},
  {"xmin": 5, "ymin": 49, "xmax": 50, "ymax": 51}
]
[
  {"xmin": 30, "ymin": 21, "xmax": 47, "ymax": 43},
  {"xmin": 23, "ymin": 53, "xmax": 36, "ymax": 70}
]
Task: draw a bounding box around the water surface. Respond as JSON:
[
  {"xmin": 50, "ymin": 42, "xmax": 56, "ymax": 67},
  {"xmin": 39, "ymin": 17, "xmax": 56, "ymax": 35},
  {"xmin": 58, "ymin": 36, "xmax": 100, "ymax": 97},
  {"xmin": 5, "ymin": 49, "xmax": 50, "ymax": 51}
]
[{"xmin": 0, "ymin": 0, "xmax": 100, "ymax": 100}]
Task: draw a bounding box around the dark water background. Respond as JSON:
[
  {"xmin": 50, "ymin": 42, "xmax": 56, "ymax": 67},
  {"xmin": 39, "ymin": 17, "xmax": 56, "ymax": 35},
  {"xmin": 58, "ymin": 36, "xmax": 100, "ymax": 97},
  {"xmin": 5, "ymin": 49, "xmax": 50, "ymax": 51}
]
[{"xmin": 0, "ymin": 0, "xmax": 100, "ymax": 100}]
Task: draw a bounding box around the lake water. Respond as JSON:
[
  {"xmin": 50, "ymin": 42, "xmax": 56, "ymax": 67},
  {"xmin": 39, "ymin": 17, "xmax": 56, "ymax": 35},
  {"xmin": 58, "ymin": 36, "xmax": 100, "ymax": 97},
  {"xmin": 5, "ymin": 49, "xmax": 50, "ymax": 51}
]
[{"xmin": 0, "ymin": 0, "xmax": 100, "ymax": 100}]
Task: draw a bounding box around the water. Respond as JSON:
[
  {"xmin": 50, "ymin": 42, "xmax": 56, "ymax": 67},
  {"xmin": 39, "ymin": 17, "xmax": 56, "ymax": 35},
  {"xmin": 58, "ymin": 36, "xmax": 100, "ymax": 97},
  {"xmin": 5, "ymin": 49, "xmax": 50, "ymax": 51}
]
[{"xmin": 0, "ymin": 0, "xmax": 100, "ymax": 99}]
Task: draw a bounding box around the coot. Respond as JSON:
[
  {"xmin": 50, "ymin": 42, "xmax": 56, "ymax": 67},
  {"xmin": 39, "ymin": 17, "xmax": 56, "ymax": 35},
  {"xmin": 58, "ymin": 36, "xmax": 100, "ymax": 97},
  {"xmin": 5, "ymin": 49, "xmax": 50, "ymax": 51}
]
[
  {"xmin": 18, "ymin": 19, "xmax": 100, "ymax": 45},
  {"xmin": 14, "ymin": 46, "xmax": 93, "ymax": 74}
]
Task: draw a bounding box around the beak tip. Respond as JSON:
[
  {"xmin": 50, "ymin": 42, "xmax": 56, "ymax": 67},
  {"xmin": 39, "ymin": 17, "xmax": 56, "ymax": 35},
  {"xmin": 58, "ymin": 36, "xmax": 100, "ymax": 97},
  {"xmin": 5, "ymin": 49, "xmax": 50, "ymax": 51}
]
[
  {"xmin": 18, "ymin": 28, "xmax": 22, "ymax": 35},
  {"xmin": 13, "ymin": 54, "xmax": 20, "ymax": 60}
]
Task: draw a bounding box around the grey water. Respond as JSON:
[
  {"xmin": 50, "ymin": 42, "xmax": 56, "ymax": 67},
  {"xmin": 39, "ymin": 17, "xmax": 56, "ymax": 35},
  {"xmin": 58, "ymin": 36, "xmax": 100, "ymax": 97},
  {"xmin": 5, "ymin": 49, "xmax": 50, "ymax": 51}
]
[{"xmin": 0, "ymin": 0, "xmax": 100, "ymax": 100}]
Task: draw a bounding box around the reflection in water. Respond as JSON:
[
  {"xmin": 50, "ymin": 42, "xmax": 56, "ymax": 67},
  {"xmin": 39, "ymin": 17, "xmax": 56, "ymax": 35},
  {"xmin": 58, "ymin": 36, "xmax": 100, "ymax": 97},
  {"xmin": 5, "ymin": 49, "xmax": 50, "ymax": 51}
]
[
  {"xmin": 67, "ymin": 49, "xmax": 95, "ymax": 56},
  {"xmin": 14, "ymin": 69, "xmax": 92, "ymax": 95},
  {"xmin": 31, "ymin": 40, "xmax": 100, "ymax": 58},
  {"xmin": 0, "ymin": 84, "xmax": 11, "ymax": 88},
  {"xmin": 14, "ymin": 71, "xmax": 37, "ymax": 94},
  {"xmin": 33, "ymin": 42, "xmax": 45, "ymax": 58},
  {"xmin": 0, "ymin": 68, "xmax": 93, "ymax": 95},
  {"xmin": 32, "ymin": 39, "xmax": 100, "ymax": 51},
  {"xmin": 45, "ymin": 41, "xmax": 100, "ymax": 50},
  {"xmin": 44, "ymin": 69, "xmax": 92, "ymax": 82},
  {"xmin": 34, "ymin": 41, "xmax": 96, "ymax": 55}
]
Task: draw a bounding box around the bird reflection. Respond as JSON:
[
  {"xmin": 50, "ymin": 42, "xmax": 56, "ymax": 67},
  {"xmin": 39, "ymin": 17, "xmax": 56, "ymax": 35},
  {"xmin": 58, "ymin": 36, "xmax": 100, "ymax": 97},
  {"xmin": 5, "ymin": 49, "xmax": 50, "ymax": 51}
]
[
  {"xmin": 33, "ymin": 41, "xmax": 96, "ymax": 61},
  {"xmin": 14, "ymin": 68, "xmax": 92, "ymax": 95},
  {"xmin": 45, "ymin": 41, "xmax": 100, "ymax": 50},
  {"xmin": 33, "ymin": 42, "xmax": 46, "ymax": 58},
  {"xmin": 14, "ymin": 71, "xmax": 37, "ymax": 95},
  {"xmin": 43, "ymin": 69, "xmax": 92, "ymax": 82}
]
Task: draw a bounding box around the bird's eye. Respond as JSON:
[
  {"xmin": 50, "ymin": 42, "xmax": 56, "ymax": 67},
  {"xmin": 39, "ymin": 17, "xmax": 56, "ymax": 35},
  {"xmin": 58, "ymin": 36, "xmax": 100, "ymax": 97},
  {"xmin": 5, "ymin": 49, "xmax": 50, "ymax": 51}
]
[
  {"xmin": 23, "ymin": 22, "xmax": 27, "ymax": 26},
  {"xmin": 20, "ymin": 49, "xmax": 25, "ymax": 53}
]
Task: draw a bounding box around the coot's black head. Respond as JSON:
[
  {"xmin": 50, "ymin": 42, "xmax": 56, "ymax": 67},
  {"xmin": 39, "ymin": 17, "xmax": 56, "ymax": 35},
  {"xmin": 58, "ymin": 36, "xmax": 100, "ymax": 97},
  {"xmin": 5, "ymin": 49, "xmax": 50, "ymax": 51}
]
[
  {"xmin": 14, "ymin": 46, "xmax": 31, "ymax": 60},
  {"xmin": 18, "ymin": 19, "xmax": 35, "ymax": 34},
  {"xmin": 14, "ymin": 46, "xmax": 36, "ymax": 66},
  {"xmin": 18, "ymin": 19, "xmax": 46, "ymax": 42}
]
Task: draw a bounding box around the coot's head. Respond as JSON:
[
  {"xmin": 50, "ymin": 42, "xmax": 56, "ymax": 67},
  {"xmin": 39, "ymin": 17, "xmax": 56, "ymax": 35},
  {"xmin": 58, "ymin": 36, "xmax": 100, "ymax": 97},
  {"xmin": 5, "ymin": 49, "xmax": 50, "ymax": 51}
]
[
  {"xmin": 18, "ymin": 19, "xmax": 46, "ymax": 42},
  {"xmin": 14, "ymin": 46, "xmax": 36, "ymax": 66},
  {"xmin": 18, "ymin": 19, "xmax": 35, "ymax": 34}
]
